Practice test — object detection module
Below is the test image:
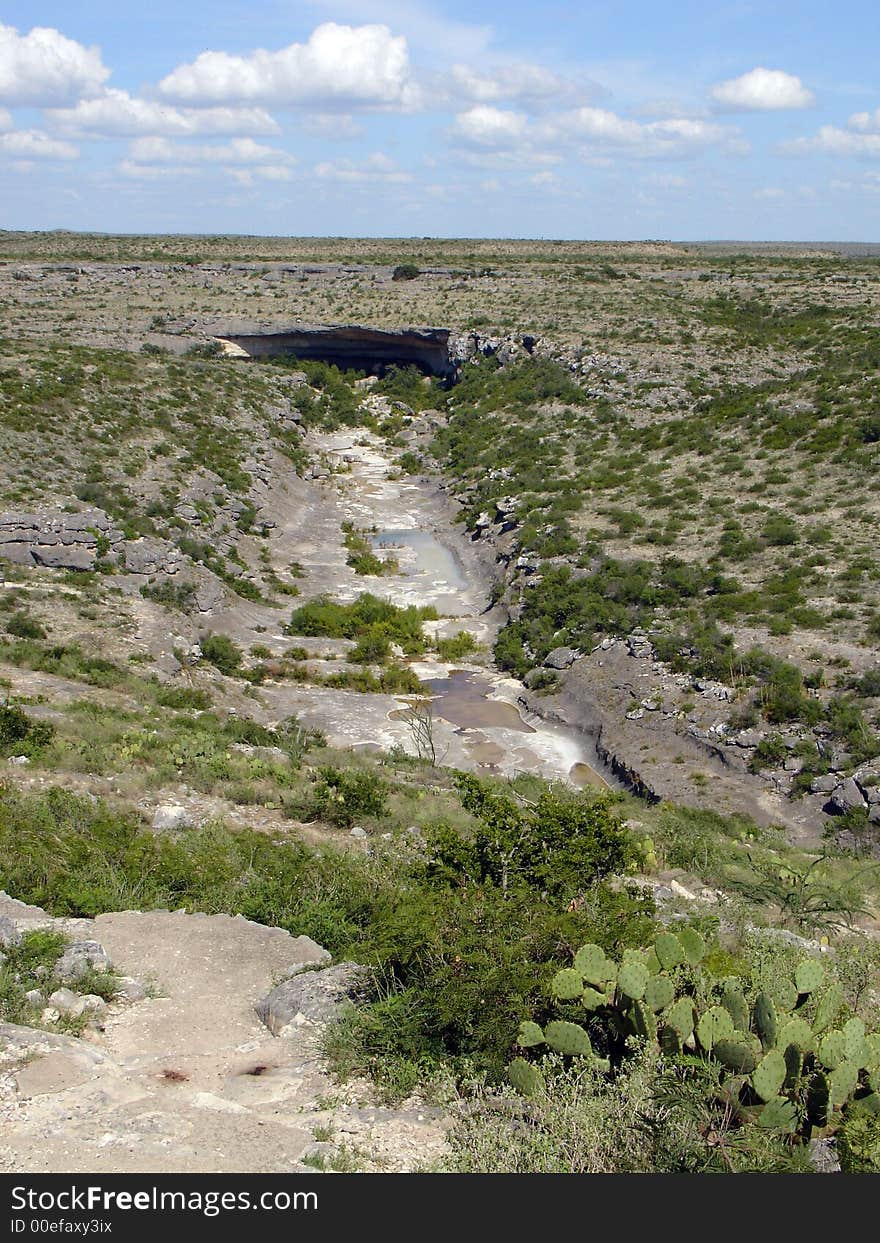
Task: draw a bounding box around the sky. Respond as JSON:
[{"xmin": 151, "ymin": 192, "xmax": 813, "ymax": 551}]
[{"xmin": 0, "ymin": 2, "xmax": 878, "ymax": 240}]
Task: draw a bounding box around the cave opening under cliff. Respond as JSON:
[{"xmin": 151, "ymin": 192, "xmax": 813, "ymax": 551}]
[{"xmin": 213, "ymin": 324, "xmax": 455, "ymax": 380}]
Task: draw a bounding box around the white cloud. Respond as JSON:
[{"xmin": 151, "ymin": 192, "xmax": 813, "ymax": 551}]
[
  {"xmin": 314, "ymin": 151, "xmax": 411, "ymax": 182},
  {"xmin": 0, "ymin": 128, "xmax": 78, "ymax": 159},
  {"xmin": 450, "ymin": 104, "xmax": 743, "ymax": 162},
  {"xmin": 849, "ymin": 108, "xmax": 880, "ymax": 134},
  {"xmin": 47, "ymin": 90, "xmax": 280, "ymax": 137},
  {"xmin": 0, "ymin": 107, "xmax": 11, "ymax": 131},
  {"xmin": 785, "ymin": 125, "xmax": 880, "ymax": 157},
  {"xmin": 300, "ymin": 0, "xmax": 491, "ymax": 60},
  {"xmin": 158, "ymin": 22, "xmax": 418, "ymax": 110},
  {"xmin": 229, "ymin": 164, "xmax": 295, "ymax": 186},
  {"xmin": 558, "ymin": 110, "xmax": 744, "ymax": 159},
  {"xmin": 446, "ymin": 62, "xmax": 587, "ymax": 109},
  {"xmin": 450, "ymin": 105, "xmax": 529, "ymax": 147},
  {"xmin": 711, "ymin": 67, "xmax": 814, "ymax": 111},
  {"xmin": 0, "ymin": 22, "xmax": 109, "ymax": 105},
  {"xmin": 128, "ymin": 136, "xmax": 295, "ymax": 166}
]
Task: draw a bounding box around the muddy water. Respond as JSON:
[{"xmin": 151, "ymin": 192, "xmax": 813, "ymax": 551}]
[
  {"xmin": 426, "ymin": 671, "xmax": 534, "ymax": 732},
  {"xmin": 372, "ymin": 528, "xmax": 469, "ymax": 594}
]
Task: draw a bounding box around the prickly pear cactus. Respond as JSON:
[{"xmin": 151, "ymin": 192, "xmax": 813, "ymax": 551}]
[
  {"xmin": 829, "ymin": 1061, "xmax": 859, "ymax": 1110},
  {"xmin": 818, "ymin": 1030, "xmax": 848, "ymax": 1070},
  {"xmin": 776, "ymin": 1016, "xmax": 814, "ymax": 1055},
  {"xmin": 666, "ymin": 996, "xmax": 695, "ymax": 1041},
  {"xmin": 721, "ymin": 987, "xmax": 750, "ymax": 1033},
  {"xmin": 696, "ymin": 1006, "xmax": 735, "ymax": 1052},
  {"xmin": 752, "ymin": 992, "xmax": 777, "ymax": 1051},
  {"xmin": 574, "ymin": 943, "xmax": 611, "ymax": 986},
  {"xmin": 752, "ymin": 1050, "xmax": 787, "ymax": 1103},
  {"xmin": 510, "ymin": 935, "xmax": 880, "ymax": 1144},
  {"xmin": 714, "ymin": 1038, "xmax": 758, "ymax": 1074},
  {"xmin": 508, "ymin": 1057, "xmax": 544, "ymax": 1097},
  {"xmin": 842, "ymin": 1017, "xmax": 869, "ymax": 1067},
  {"xmin": 617, "ymin": 962, "xmax": 649, "ymax": 1002},
  {"xmin": 757, "ymin": 1096, "xmax": 798, "ymax": 1133},
  {"xmin": 654, "ymin": 932, "xmax": 684, "ymax": 970},
  {"xmin": 545, "ymin": 1020, "xmax": 592, "ymax": 1057},
  {"xmin": 678, "ymin": 927, "xmax": 706, "ymax": 965},
  {"xmin": 795, "ymin": 958, "xmax": 825, "ymax": 996},
  {"xmin": 551, "ymin": 968, "xmax": 585, "ymax": 1001},
  {"xmin": 644, "ymin": 973, "xmax": 675, "ymax": 1013},
  {"xmin": 813, "ymin": 983, "xmax": 843, "ymax": 1034},
  {"xmin": 517, "ymin": 1020, "xmax": 545, "ymax": 1048}
]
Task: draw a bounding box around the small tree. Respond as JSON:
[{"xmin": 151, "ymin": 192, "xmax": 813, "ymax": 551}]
[{"xmin": 401, "ymin": 697, "xmax": 441, "ymax": 766}]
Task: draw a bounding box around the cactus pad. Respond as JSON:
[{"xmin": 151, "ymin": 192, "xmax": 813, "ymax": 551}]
[
  {"xmin": 829, "ymin": 1060, "xmax": 859, "ymax": 1110},
  {"xmin": 818, "ymin": 1030, "xmax": 847, "ymax": 1070},
  {"xmin": 783, "ymin": 1043, "xmax": 802, "ymax": 1091},
  {"xmin": 795, "ymin": 958, "xmax": 825, "ymax": 995},
  {"xmin": 721, "ymin": 988, "xmax": 750, "ymax": 1033},
  {"xmin": 658, "ymin": 1025, "xmax": 682, "ymax": 1056},
  {"xmin": 666, "ymin": 997, "xmax": 695, "ymax": 1040},
  {"xmin": 644, "ymin": 974, "xmax": 675, "ymax": 1013},
  {"xmin": 813, "ymin": 983, "xmax": 843, "ymax": 1034},
  {"xmin": 757, "ymin": 1097, "xmax": 798, "ymax": 1133},
  {"xmin": 617, "ymin": 962, "xmax": 649, "ymax": 1002},
  {"xmin": 807, "ymin": 1071, "xmax": 830, "ymax": 1128},
  {"xmin": 696, "ymin": 1005, "xmax": 735, "ymax": 1052},
  {"xmin": 508, "ymin": 1057, "xmax": 544, "ymax": 1097},
  {"xmin": 714, "ymin": 1038, "xmax": 758, "ymax": 1074},
  {"xmin": 545, "ymin": 1020, "xmax": 592, "ymax": 1057},
  {"xmin": 752, "ymin": 992, "xmax": 777, "ymax": 1051},
  {"xmin": 581, "ymin": 986, "xmax": 607, "ymax": 1011},
  {"xmin": 654, "ymin": 932, "xmax": 685, "ymax": 970},
  {"xmin": 678, "ymin": 927, "xmax": 706, "ymax": 965},
  {"xmin": 752, "ymin": 1050, "xmax": 787, "ymax": 1102},
  {"xmin": 776, "ymin": 1016, "xmax": 814, "ymax": 1054},
  {"xmin": 517, "ymin": 1020, "xmax": 545, "ymax": 1048},
  {"xmin": 770, "ymin": 977, "xmax": 798, "ymax": 1013},
  {"xmin": 574, "ymin": 943, "xmax": 610, "ymax": 986},
  {"xmin": 842, "ymin": 1017, "xmax": 868, "ymax": 1067},
  {"xmin": 626, "ymin": 999, "xmax": 657, "ymax": 1042},
  {"xmin": 551, "ymin": 968, "xmax": 586, "ymax": 1001}
]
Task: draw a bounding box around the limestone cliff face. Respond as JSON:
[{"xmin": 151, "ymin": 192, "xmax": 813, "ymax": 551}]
[{"xmin": 210, "ymin": 323, "xmax": 455, "ymax": 377}]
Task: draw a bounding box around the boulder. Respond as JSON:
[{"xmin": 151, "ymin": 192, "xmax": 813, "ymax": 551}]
[
  {"xmin": 0, "ymin": 915, "xmax": 22, "ymax": 948},
  {"xmin": 255, "ymin": 962, "xmax": 367, "ymax": 1035},
  {"xmin": 31, "ymin": 544, "xmax": 95, "ymax": 570},
  {"xmin": 810, "ymin": 774, "xmax": 838, "ymax": 794},
  {"xmin": 47, "ymin": 987, "xmax": 81, "ymax": 1014},
  {"xmin": 152, "ymin": 803, "xmax": 193, "ymax": 832},
  {"xmin": 829, "ymin": 778, "xmax": 867, "ymax": 815},
  {"xmin": 54, "ymin": 941, "xmax": 112, "ymax": 983},
  {"xmin": 627, "ymin": 633, "xmax": 654, "ymax": 659},
  {"xmin": 544, "ymin": 646, "xmax": 579, "ymax": 670}
]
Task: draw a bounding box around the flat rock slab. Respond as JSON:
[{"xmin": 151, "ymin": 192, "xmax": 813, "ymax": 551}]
[{"xmin": 0, "ymin": 909, "xmax": 445, "ymax": 1173}]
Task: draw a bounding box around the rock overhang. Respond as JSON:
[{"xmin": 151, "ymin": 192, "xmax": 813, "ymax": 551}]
[{"xmin": 205, "ymin": 321, "xmax": 456, "ymax": 379}]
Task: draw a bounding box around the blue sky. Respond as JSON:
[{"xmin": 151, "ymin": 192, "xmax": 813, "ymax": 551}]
[{"xmin": 1, "ymin": 2, "xmax": 878, "ymax": 239}]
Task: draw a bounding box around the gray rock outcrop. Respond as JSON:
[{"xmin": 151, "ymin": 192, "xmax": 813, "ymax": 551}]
[
  {"xmin": 54, "ymin": 940, "xmax": 112, "ymax": 982},
  {"xmin": 255, "ymin": 962, "xmax": 367, "ymax": 1035}
]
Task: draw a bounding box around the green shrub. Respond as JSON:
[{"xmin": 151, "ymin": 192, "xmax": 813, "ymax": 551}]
[
  {"xmin": 0, "ymin": 703, "xmax": 55, "ymax": 755},
  {"xmin": 200, "ymin": 633, "xmax": 242, "ymax": 675},
  {"xmin": 310, "ymin": 766, "xmax": 388, "ymax": 829},
  {"xmin": 5, "ymin": 611, "xmax": 46, "ymax": 640}
]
